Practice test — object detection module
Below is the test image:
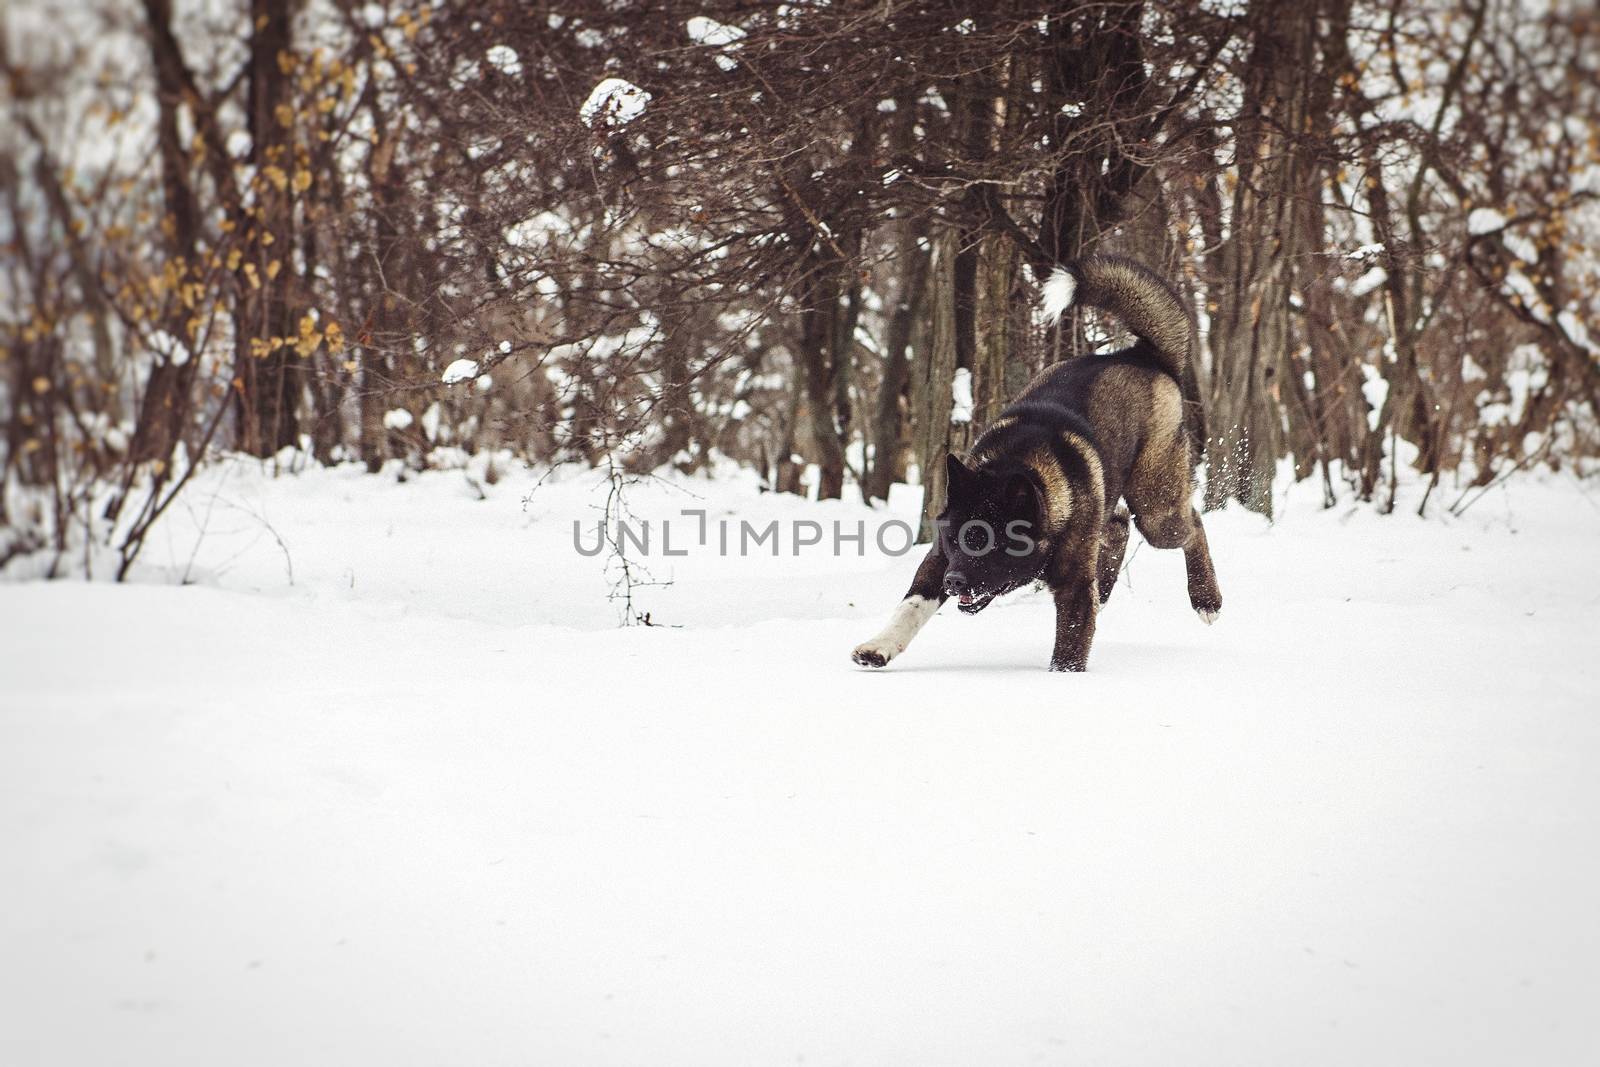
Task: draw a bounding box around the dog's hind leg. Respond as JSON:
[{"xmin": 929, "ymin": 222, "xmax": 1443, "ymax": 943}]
[
  {"xmin": 1179, "ymin": 513, "xmax": 1222, "ymax": 623},
  {"xmin": 1124, "ymin": 377, "xmax": 1222, "ymax": 623},
  {"xmin": 1126, "ymin": 458, "xmax": 1222, "ymax": 624},
  {"xmin": 852, "ymin": 544, "xmax": 947, "ymax": 668},
  {"xmin": 1096, "ymin": 506, "xmax": 1131, "ymax": 605}
]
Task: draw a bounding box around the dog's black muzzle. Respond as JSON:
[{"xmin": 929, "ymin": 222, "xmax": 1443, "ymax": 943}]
[{"xmin": 944, "ymin": 573, "xmax": 996, "ymax": 614}]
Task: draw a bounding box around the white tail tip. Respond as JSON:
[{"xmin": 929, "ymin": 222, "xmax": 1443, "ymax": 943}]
[{"xmin": 1040, "ymin": 267, "xmax": 1077, "ymax": 322}]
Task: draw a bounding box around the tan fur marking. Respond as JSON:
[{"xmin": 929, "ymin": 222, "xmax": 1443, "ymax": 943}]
[
  {"xmin": 1149, "ymin": 375, "xmax": 1182, "ymax": 435},
  {"xmin": 970, "ymin": 416, "xmax": 1020, "ymax": 465},
  {"xmin": 1024, "ymin": 445, "xmax": 1071, "ymax": 533},
  {"xmin": 1128, "ymin": 376, "xmax": 1187, "ymax": 506},
  {"xmin": 1060, "ymin": 430, "xmax": 1106, "ymax": 516}
]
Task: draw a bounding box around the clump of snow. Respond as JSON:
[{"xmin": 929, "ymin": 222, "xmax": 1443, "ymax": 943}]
[
  {"xmin": 686, "ymin": 16, "xmax": 745, "ymax": 46},
  {"xmin": 685, "ymin": 17, "xmax": 745, "ymax": 70},
  {"xmin": 485, "ymin": 44, "xmax": 522, "ymax": 76},
  {"xmin": 580, "ymin": 78, "xmax": 651, "ymax": 128},
  {"xmin": 950, "ymin": 367, "xmax": 973, "ymax": 424},
  {"xmin": 1502, "ymin": 230, "xmax": 1539, "ymax": 266},
  {"xmin": 1557, "ymin": 310, "xmax": 1596, "ymax": 356},
  {"xmin": 1360, "ymin": 364, "xmax": 1388, "ymax": 429},
  {"xmin": 149, "ymin": 329, "xmax": 191, "ymax": 367},
  {"xmin": 1350, "ymin": 265, "xmax": 1389, "ymax": 298},
  {"xmin": 382, "ymin": 408, "xmax": 413, "ymax": 430},
  {"xmin": 1468, "ymin": 207, "xmax": 1506, "ymax": 235},
  {"xmin": 441, "ymin": 358, "xmax": 479, "ymax": 384},
  {"xmin": 1504, "ymin": 268, "xmax": 1547, "ymax": 321}
]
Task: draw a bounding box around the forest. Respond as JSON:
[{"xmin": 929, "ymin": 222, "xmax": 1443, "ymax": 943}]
[
  {"xmin": 2, "ymin": 0, "xmax": 1598, "ymax": 573},
  {"xmin": 7, "ymin": 5, "xmax": 1600, "ymax": 1059}
]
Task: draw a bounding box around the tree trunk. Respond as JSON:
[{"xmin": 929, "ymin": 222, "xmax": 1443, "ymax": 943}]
[
  {"xmin": 914, "ymin": 230, "xmax": 960, "ymax": 541},
  {"xmin": 1200, "ymin": 0, "xmax": 1320, "ymax": 517},
  {"xmin": 796, "ymin": 251, "xmax": 859, "ymax": 501},
  {"xmin": 865, "ymin": 225, "xmax": 927, "ymax": 504},
  {"xmin": 235, "ymin": 0, "xmax": 302, "ymax": 457}
]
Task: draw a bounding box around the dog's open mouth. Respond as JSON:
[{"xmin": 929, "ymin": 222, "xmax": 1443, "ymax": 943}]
[{"xmin": 956, "ymin": 591, "xmax": 995, "ymax": 614}]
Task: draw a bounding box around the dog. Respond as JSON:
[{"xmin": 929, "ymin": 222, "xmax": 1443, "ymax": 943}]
[{"xmin": 851, "ymin": 254, "xmax": 1222, "ymax": 672}]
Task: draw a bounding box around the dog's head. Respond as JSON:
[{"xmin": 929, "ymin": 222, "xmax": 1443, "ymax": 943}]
[{"xmin": 937, "ymin": 453, "xmax": 1049, "ymax": 614}]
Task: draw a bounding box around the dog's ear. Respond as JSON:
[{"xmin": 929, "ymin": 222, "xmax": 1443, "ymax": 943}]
[
  {"xmin": 1003, "ymin": 472, "xmax": 1037, "ymax": 518},
  {"xmin": 945, "ymin": 453, "xmax": 973, "ymax": 496}
]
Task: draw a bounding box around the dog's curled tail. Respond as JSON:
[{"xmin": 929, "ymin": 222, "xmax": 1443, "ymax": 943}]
[{"xmin": 1039, "ymin": 255, "xmax": 1193, "ymax": 381}]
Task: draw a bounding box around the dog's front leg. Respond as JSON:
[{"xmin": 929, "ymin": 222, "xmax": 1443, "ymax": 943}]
[
  {"xmin": 851, "ymin": 543, "xmax": 947, "ymax": 669},
  {"xmin": 1047, "ymin": 545, "xmax": 1100, "ymax": 672}
]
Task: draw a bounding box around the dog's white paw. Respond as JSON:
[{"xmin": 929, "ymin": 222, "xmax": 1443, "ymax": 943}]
[
  {"xmin": 1197, "ymin": 608, "xmax": 1220, "ymax": 625},
  {"xmin": 851, "ymin": 596, "xmax": 939, "ymax": 670},
  {"xmin": 851, "ymin": 641, "xmax": 896, "ymax": 668}
]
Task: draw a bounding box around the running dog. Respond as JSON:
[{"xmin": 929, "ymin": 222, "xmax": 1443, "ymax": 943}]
[{"xmin": 851, "ymin": 254, "xmax": 1222, "ymax": 672}]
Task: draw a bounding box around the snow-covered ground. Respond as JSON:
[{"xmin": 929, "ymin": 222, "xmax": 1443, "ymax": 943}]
[{"xmin": 4, "ymin": 457, "xmax": 1599, "ymax": 1065}]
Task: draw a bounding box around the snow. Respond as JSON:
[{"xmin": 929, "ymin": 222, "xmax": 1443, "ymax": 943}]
[
  {"xmin": 148, "ymin": 329, "xmax": 191, "ymax": 367},
  {"xmin": 1558, "ymin": 309, "xmax": 1597, "ymax": 356},
  {"xmin": 579, "ymin": 78, "xmax": 651, "ymax": 128},
  {"xmin": 1350, "ymin": 265, "xmax": 1388, "ymax": 297},
  {"xmin": 440, "ymin": 358, "xmax": 479, "ymax": 384},
  {"xmin": 381, "ymin": 408, "xmax": 413, "ymax": 430},
  {"xmin": 950, "ymin": 366, "xmax": 973, "ymax": 424},
  {"xmin": 1467, "ymin": 207, "xmax": 1507, "ymax": 235},
  {"xmin": 484, "ymin": 44, "xmax": 521, "ymax": 76},
  {"xmin": 3, "ymin": 460, "xmax": 1600, "ymax": 1064},
  {"xmin": 686, "ymin": 16, "xmax": 745, "ymax": 47},
  {"xmin": 1361, "ymin": 363, "xmax": 1389, "ymax": 428}
]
